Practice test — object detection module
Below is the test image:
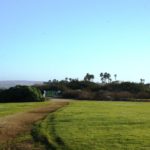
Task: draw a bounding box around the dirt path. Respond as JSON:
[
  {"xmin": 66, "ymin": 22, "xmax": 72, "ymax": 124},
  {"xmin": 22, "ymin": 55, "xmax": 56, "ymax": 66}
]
[{"xmin": 0, "ymin": 101, "xmax": 69, "ymax": 144}]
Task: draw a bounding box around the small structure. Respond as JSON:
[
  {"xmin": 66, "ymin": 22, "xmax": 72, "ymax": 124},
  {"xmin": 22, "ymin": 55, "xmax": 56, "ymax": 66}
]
[
  {"xmin": 44, "ymin": 90, "xmax": 62, "ymax": 98},
  {"xmin": 43, "ymin": 90, "xmax": 46, "ymax": 98}
]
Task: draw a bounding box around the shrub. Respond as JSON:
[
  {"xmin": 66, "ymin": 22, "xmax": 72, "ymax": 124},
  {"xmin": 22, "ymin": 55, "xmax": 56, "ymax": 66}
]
[
  {"xmin": 0, "ymin": 86, "xmax": 44, "ymax": 102},
  {"xmin": 108, "ymin": 91, "xmax": 133, "ymax": 101},
  {"xmin": 91, "ymin": 91, "xmax": 134, "ymax": 101},
  {"xmin": 62, "ymin": 90, "xmax": 96, "ymax": 100},
  {"xmin": 62, "ymin": 90, "xmax": 80, "ymax": 99},
  {"xmin": 135, "ymin": 92, "xmax": 150, "ymax": 99},
  {"xmin": 78, "ymin": 91, "xmax": 95, "ymax": 100}
]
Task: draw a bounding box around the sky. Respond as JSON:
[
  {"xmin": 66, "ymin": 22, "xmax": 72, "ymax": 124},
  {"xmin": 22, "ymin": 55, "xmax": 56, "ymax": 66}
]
[{"xmin": 0, "ymin": 0, "xmax": 150, "ymax": 82}]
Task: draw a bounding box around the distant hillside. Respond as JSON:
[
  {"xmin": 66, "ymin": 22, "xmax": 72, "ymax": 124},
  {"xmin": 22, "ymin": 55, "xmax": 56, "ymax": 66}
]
[{"xmin": 0, "ymin": 81, "xmax": 43, "ymax": 89}]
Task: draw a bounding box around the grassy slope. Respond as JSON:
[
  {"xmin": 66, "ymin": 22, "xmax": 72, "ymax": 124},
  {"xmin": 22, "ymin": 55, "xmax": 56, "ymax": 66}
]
[
  {"xmin": 34, "ymin": 101, "xmax": 150, "ymax": 150},
  {"xmin": 0, "ymin": 101, "xmax": 51, "ymax": 117}
]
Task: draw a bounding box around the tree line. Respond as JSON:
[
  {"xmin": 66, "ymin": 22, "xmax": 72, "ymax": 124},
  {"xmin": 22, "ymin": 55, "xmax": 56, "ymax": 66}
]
[{"xmin": 35, "ymin": 72, "xmax": 149, "ymax": 101}]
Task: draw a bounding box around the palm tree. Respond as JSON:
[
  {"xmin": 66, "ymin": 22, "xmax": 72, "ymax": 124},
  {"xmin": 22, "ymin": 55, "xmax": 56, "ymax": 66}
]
[
  {"xmin": 106, "ymin": 72, "xmax": 111, "ymax": 83},
  {"xmin": 100, "ymin": 73, "xmax": 104, "ymax": 83},
  {"xmin": 114, "ymin": 74, "xmax": 117, "ymax": 81},
  {"xmin": 140, "ymin": 78, "xmax": 145, "ymax": 84},
  {"xmin": 100, "ymin": 72, "xmax": 111, "ymax": 83}
]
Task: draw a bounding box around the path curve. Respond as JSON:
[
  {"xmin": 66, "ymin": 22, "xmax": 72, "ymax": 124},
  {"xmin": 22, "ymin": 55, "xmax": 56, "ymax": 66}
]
[{"xmin": 0, "ymin": 101, "xmax": 69, "ymax": 144}]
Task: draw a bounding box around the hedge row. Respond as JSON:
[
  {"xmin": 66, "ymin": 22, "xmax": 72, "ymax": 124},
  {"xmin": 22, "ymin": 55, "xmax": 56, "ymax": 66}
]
[{"xmin": 0, "ymin": 86, "xmax": 44, "ymax": 102}]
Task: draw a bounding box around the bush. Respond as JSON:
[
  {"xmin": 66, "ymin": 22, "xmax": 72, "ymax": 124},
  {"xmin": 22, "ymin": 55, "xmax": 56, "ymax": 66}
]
[
  {"xmin": 135, "ymin": 92, "xmax": 150, "ymax": 99},
  {"xmin": 78, "ymin": 91, "xmax": 95, "ymax": 100},
  {"xmin": 62, "ymin": 90, "xmax": 96, "ymax": 100},
  {"xmin": 108, "ymin": 91, "xmax": 133, "ymax": 101},
  {"xmin": 62, "ymin": 90, "xmax": 81, "ymax": 99},
  {"xmin": 0, "ymin": 86, "xmax": 45, "ymax": 102}
]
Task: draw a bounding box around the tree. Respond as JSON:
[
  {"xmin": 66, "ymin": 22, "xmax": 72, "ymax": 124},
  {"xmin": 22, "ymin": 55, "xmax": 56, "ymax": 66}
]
[
  {"xmin": 105, "ymin": 72, "xmax": 111, "ymax": 83},
  {"xmin": 114, "ymin": 74, "xmax": 117, "ymax": 81},
  {"xmin": 65, "ymin": 77, "xmax": 68, "ymax": 82},
  {"xmin": 52, "ymin": 79, "xmax": 58, "ymax": 83},
  {"xmin": 109, "ymin": 78, "xmax": 112, "ymax": 83},
  {"xmin": 69, "ymin": 78, "xmax": 72, "ymax": 82},
  {"xmin": 84, "ymin": 73, "xmax": 94, "ymax": 82},
  {"xmin": 89, "ymin": 74, "xmax": 94, "ymax": 81},
  {"xmin": 100, "ymin": 72, "xmax": 111, "ymax": 83},
  {"xmin": 100, "ymin": 73, "xmax": 105, "ymax": 83},
  {"xmin": 140, "ymin": 78, "xmax": 145, "ymax": 84}
]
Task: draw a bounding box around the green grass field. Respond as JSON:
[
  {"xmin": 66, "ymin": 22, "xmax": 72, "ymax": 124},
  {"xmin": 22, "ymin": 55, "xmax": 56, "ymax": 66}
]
[
  {"xmin": 0, "ymin": 101, "xmax": 51, "ymax": 117},
  {"xmin": 33, "ymin": 101, "xmax": 150, "ymax": 150}
]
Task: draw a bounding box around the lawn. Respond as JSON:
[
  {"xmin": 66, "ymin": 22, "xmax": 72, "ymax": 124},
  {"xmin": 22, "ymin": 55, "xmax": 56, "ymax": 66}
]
[
  {"xmin": 33, "ymin": 101, "xmax": 150, "ymax": 150},
  {"xmin": 0, "ymin": 101, "xmax": 51, "ymax": 117}
]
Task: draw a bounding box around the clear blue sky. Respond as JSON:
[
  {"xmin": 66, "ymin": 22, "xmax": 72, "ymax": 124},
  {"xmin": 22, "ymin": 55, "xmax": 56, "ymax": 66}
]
[{"xmin": 0, "ymin": 0, "xmax": 150, "ymax": 82}]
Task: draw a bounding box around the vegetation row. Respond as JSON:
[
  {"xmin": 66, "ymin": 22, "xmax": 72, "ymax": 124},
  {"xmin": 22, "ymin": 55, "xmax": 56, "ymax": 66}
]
[{"xmin": 36, "ymin": 72, "xmax": 150, "ymax": 101}]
